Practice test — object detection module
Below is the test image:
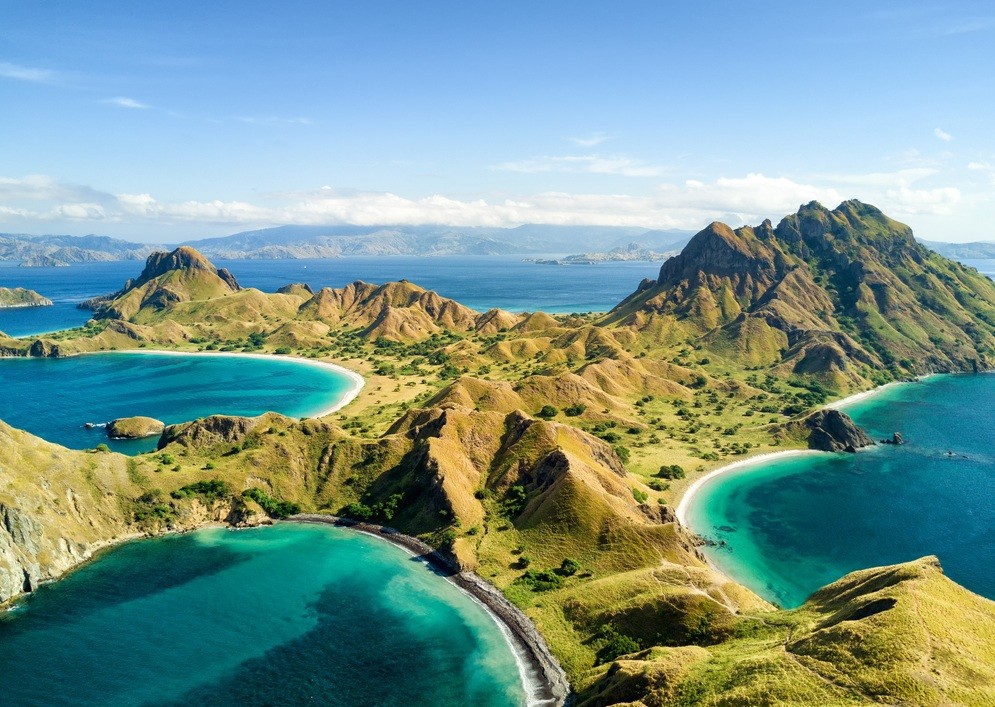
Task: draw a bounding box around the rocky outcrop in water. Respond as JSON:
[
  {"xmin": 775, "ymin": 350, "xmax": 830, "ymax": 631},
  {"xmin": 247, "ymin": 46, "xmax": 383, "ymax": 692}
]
[
  {"xmin": 0, "ymin": 287, "xmax": 53, "ymax": 308},
  {"xmin": 801, "ymin": 409, "xmax": 875, "ymax": 452},
  {"xmin": 107, "ymin": 416, "xmax": 165, "ymax": 439}
]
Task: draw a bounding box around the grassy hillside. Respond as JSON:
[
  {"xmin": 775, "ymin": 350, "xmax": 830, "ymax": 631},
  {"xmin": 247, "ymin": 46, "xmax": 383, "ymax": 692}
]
[{"xmin": 2, "ymin": 203, "xmax": 995, "ymax": 704}]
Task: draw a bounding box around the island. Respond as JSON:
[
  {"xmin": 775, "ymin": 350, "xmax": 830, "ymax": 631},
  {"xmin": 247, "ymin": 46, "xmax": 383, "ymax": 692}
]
[
  {"xmin": 106, "ymin": 416, "xmax": 166, "ymax": 439},
  {"xmin": 0, "ymin": 287, "xmax": 53, "ymax": 308},
  {"xmin": 2, "ymin": 200, "xmax": 995, "ymax": 704},
  {"xmin": 525, "ymin": 242, "xmax": 680, "ymax": 265}
]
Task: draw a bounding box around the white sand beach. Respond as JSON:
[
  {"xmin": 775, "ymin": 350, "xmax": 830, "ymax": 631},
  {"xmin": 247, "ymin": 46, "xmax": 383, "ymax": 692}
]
[{"xmin": 675, "ymin": 449, "xmax": 821, "ymax": 527}]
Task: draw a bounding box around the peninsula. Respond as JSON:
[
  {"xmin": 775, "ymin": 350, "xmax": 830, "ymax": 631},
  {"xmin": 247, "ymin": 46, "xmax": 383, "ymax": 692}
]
[
  {"xmin": 2, "ymin": 200, "xmax": 995, "ymax": 704},
  {"xmin": 0, "ymin": 286, "xmax": 52, "ymax": 308}
]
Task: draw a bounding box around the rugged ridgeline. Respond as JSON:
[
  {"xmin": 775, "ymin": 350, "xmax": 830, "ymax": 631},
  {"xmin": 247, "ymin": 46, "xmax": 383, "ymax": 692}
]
[
  {"xmin": 3, "ymin": 203, "xmax": 995, "ymax": 704},
  {"xmin": 607, "ymin": 200, "xmax": 995, "ymax": 388},
  {"xmin": 0, "ymin": 287, "xmax": 52, "ymax": 308}
]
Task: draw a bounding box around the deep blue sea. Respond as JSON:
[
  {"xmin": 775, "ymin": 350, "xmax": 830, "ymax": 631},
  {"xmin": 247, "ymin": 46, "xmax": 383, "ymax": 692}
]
[
  {"xmin": 0, "ymin": 256, "xmax": 664, "ymax": 337},
  {"xmin": 0, "ymin": 352, "xmax": 353, "ymax": 453},
  {"xmin": 687, "ymin": 373, "xmax": 995, "ymax": 608},
  {"xmin": 0, "ymin": 524, "xmax": 526, "ymax": 706}
]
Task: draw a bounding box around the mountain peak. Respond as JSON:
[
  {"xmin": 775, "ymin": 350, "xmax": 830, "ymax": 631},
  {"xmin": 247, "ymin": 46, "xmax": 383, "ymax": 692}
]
[
  {"xmin": 656, "ymin": 220, "xmax": 779, "ymax": 287},
  {"xmin": 134, "ymin": 246, "xmax": 240, "ymax": 291}
]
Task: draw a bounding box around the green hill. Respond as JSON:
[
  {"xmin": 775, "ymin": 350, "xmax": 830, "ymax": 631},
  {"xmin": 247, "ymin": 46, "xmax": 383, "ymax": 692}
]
[
  {"xmin": 2, "ymin": 202, "xmax": 995, "ymax": 704},
  {"xmin": 0, "ymin": 287, "xmax": 52, "ymax": 308}
]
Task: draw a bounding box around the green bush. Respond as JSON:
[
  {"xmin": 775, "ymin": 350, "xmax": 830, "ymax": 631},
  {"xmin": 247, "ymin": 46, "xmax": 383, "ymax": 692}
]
[
  {"xmin": 514, "ymin": 569, "xmax": 563, "ymax": 592},
  {"xmin": 596, "ymin": 624, "xmax": 640, "ymax": 662},
  {"xmin": 242, "ymin": 487, "xmax": 301, "ymax": 518},
  {"xmin": 658, "ymin": 464, "xmax": 686, "ymax": 479},
  {"xmin": 536, "ymin": 405, "xmax": 558, "ymax": 419},
  {"xmin": 132, "ymin": 490, "xmax": 177, "ymax": 526},
  {"xmin": 632, "ymin": 488, "xmax": 648, "ymax": 504},
  {"xmin": 499, "ymin": 485, "xmax": 528, "ymax": 518},
  {"xmin": 563, "ymin": 403, "xmax": 587, "ymax": 417},
  {"xmin": 613, "ymin": 445, "xmax": 630, "ymax": 464},
  {"xmin": 558, "ymin": 558, "xmax": 581, "ymax": 576},
  {"xmin": 342, "ymin": 502, "xmax": 373, "ymax": 521},
  {"xmin": 171, "ymin": 479, "xmax": 231, "ymax": 501}
]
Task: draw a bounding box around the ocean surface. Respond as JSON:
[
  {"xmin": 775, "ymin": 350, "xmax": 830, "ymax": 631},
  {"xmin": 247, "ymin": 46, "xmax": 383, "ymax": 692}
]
[
  {"xmin": 0, "ymin": 255, "xmax": 665, "ymax": 337},
  {"xmin": 687, "ymin": 373, "xmax": 995, "ymax": 608},
  {"xmin": 0, "ymin": 524, "xmax": 526, "ymax": 706},
  {"xmin": 0, "ymin": 352, "xmax": 353, "ymax": 453}
]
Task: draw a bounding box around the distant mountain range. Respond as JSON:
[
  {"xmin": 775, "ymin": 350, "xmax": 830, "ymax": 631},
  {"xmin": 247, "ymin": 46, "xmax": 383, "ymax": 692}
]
[
  {"xmin": 0, "ymin": 225, "xmax": 694, "ymax": 265},
  {"xmin": 920, "ymin": 239, "xmax": 995, "ymax": 259},
  {"xmin": 5, "ymin": 225, "xmax": 995, "ymax": 267},
  {"xmin": 0, "ymin": 233, "xmax": 157, "ymax": 266}
]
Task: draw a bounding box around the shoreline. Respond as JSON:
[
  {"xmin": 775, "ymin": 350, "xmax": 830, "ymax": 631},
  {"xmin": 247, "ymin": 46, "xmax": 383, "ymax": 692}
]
[
  {"xmin": 292, "ymin": 514, "xmax": 571, "ymax": 707},
  {"xmin": 677, "ymin": 376, "xmax": 921, "ymax": 529},
  {"xmin": 89, "ymin": 349, "xmax": 365, "ymax": 418},
  {"xmin": 674, "ymin": 449, "xmax": 821, "ymax": 527}
]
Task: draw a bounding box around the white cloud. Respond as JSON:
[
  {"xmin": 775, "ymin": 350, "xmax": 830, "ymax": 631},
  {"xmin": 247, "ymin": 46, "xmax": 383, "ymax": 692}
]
[
  {"xmin": 53, "ymin": 203, "xmax": 108, "ymax": 220},
  {"xmin": 493, "ymin": 154, "xmax": 663, "ymax": 177},
  {"xmin": 968, "ymin": 161, "xmax": 992, "ymax": 171},
  {"xmin": 935, "ymin": 127, "xmax": 953, "ymax": 142},
  {"xmin": 0, "ymin": 62, "xmax": 57, "ymax": 83},
  {"xmin": 660, "ymin": 173, "xmax": 844, "ymax": 219},
  {"xmin": 0, "ymin": 174, "xmax": 114, "ymax": 204},
  {"xmin": 566, "ymin": 132, "xmax": 613, "ymax": 147},
  {"xmin": 0, "ymin": 172, "xmax": 978, "ymax": 237},
  {"xmin": 884, "ymin": 186, "xmax": 961, "ymax": 214},
  {"xmin": 104, "ymin": 97, "xmax": 151, "ymax": 110}
]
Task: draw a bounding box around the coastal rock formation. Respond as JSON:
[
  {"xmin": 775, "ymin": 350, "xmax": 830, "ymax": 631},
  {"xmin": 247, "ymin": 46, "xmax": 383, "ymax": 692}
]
[
  {"xmin": 0, "ymin": 287, "xmax": 53, "ymax": 308},
  {"xmin": 788, "ymin": 409, "xmax": 875, "ymax": 452},
  {"xmin": 158, "ymin": 413, "xmax": 285, "ymax": 449},
  {"xmin": 883, "ymin": 431, "xmax": 904, "ymax": 445},
  {"xmin": 89, "ymin": 246, "xmax": 242, "ymax": 321},
  {"xmin": 106, "ymin": 416, "xmax": 165, "ymax": 439},
  {"xmin": 0, "ymin": 420, "xmax": 136, "ymax": 604}
]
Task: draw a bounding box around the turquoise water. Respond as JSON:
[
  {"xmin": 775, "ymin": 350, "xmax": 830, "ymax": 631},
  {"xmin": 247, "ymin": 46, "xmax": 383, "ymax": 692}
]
[
  {"xmin": 687, "ymin": 373, "xmax": 995, "ymax": 608},
  {"xmin": 0, "ymin": 353, "xmax": 353, "ymax": 453},
  {"xmin": 0, "ymin": 524, "xmax": 526, "ymax": 706}
]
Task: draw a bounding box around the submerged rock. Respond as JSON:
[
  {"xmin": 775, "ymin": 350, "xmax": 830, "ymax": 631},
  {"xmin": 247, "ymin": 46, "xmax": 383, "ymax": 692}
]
[{"xmin": 107, "ymin": 416, "xmax": 165, "ymax": 439}]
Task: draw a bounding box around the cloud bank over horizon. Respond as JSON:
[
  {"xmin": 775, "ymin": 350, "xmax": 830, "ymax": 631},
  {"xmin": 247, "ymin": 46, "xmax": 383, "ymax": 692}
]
[{"xmin": 0, "ymin": 169, "xmax": 968, "ymax": 242}]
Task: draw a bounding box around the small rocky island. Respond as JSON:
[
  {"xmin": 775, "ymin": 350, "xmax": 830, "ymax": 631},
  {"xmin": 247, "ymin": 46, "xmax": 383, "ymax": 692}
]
[
  {"xmin": 0, "ymin": 287, "xmax": 53, "ymax": 308},
  {"xmin": 106, "ymin": 416, "xmax": 166, "ymax": 439}
]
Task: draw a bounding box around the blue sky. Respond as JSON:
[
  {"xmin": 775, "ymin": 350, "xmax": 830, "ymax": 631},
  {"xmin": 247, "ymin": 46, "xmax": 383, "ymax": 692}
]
[{"xmin": 1, "ymin": 1, "xmax": 993, "ymax": 242}]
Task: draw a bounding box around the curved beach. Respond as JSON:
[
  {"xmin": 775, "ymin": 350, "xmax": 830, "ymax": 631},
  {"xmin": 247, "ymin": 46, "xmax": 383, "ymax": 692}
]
[
  {"xmin": 675, "ymin": 450, "xmax": 820, "ymax": 527},
  {"xmin": 293, "ymin": 515, "xmax": 571, "ymax": 707},
  {"xmin": 98, "ymin": 349, "xmax": 365, "ymax": 417},
  {"xmin": 677, "ymin": 380, "xmax": 906, "ymax": 529}
]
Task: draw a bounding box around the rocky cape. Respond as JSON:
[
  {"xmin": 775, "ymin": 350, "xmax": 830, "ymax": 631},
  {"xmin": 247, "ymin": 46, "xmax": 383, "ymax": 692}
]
[{"xmin": 0, "ymin": 287, "xmax": 52, "ymax": 308}]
